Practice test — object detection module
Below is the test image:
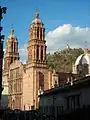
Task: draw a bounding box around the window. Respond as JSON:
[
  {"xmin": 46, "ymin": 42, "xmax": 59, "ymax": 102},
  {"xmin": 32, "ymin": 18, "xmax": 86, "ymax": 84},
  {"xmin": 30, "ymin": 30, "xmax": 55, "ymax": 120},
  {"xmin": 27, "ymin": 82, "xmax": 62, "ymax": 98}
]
[
  {"xmin": 67, "ymin": 94, "xmax": 80, "ymax": 110},
  {"xmin": 24, "ymin": 105, "xmax": 25, "ymax": 110},
  {"xmin": 11, "ymin": 41, "xmax": 13, "ymax": 52},
  {"xmin": 37, "ymin": 27, "xmax": 39, "ymax": 38},
  {"xmin": 39, "ymin": 72, "xmax": 44, "ymax": 90},
  {"xmin": 40, "ymin": 28, "xmax": 42, "ymax": 40},
  {"xmin": 41, "ymin": 46, "xmax": 43, "ymax": 61},
  {"xmin": 14, "ymin": 43, "xmax": 16, "ymax": 52},
  {"xmin": 11, "ymin": 57, "xmax": 13, "ymax": 63},
  {"xmin": 36, "ymin": 45, "xmax": 39, "ymax": 60}
]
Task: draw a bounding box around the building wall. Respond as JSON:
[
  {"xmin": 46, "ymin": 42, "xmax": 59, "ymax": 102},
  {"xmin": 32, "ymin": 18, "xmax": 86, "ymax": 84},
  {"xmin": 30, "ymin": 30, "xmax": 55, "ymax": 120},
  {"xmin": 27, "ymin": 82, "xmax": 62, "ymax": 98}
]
[
  {"xmin": 39, "ymin": 83, "xmax": 90, "ymax": 117},
  {"xmin": 2, "ymin": 71, "xmax": 9, "ymax": 108},
  {"xmin": 8, "ymin": 60, "xmax": 23, "ymax": 110},
  {"xmin": 1, "ymin": 95, "xmax": 8, "ymax": 108},
  {"xmin": 22, "ymin": 67, "xmax": 34, "ymax": 110},
  {"xmin": 22, "ymin": 66, "xmax": 49, "ymax": 110}
]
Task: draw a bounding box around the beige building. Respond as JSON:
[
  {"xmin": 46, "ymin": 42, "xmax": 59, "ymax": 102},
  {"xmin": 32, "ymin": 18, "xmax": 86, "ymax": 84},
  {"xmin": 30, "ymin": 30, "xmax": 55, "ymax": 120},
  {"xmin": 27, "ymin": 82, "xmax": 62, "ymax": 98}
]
[{"xmin": 3, "ymin": 13, "xmax": 57, "ymax": 110}]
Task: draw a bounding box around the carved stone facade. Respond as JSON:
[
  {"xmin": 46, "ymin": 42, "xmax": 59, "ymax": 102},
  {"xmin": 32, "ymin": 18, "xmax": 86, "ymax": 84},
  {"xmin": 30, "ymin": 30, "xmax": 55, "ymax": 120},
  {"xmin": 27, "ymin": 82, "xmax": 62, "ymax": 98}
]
[
  {"xmin": 2, "ymin": 13, "xmax": 53, "ymax": 110},
  {"xmin": 8, "ymin": 60, "xmax": 24, "ymax": 109},
  {"xmin": 4, "ymin": 29, "xmax": 19, "ymax": 71},
  {"xmin": 23, "ymin": 13, "xmax": 49, "ymax": 109},
  {"xmin": 3, "ymin": 13, "xmax": 70, "ymax": 110},
  {"xmin": 3, "ymin": 29, "xmax": 20, "ymax": 109}
]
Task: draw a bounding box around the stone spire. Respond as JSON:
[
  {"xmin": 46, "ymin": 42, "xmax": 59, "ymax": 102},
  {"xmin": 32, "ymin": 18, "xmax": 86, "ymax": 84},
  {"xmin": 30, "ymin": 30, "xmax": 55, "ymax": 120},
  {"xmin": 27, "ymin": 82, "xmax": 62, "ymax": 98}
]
[
  {"xmin": 4, "ymin": 28, "xmax": 19, "ymax": 70},
  {"xmin": 27, "ymin": 12, "xmax": 47, "ymax": 67}
]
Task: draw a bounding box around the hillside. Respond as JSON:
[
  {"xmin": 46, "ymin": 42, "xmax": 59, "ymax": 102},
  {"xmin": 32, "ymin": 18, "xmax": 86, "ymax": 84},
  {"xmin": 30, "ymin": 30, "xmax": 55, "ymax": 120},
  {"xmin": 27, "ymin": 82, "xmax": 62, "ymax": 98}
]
[{"xmin": 47, "ymin": 48, "xmax": 84, "ymax": 73}]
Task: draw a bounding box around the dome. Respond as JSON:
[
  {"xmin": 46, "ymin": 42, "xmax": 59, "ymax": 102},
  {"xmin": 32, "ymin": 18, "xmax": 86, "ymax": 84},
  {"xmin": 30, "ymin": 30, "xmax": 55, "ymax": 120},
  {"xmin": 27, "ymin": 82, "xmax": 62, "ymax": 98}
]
[
  {"xmin": 75, "ymin": 53, "xmax": 90, "ymax": 66},
  {"xmin": 31, "ymin": 12, "xmax": 43, "ymax": 24}
]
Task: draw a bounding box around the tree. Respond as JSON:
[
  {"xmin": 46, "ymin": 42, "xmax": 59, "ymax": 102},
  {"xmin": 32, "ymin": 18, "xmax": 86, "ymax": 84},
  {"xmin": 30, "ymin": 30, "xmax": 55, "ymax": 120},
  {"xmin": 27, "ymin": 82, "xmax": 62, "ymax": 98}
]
[{"xmin": 47, "ymin": 48, "xmax": 84, "ymax": 72}]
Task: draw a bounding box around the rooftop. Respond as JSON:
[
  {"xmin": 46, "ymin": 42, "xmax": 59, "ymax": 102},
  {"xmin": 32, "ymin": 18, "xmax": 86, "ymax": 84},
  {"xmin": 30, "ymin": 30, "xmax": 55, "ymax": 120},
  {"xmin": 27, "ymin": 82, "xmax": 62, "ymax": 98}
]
[{"xmin": 39, "ymin": 76, "xmax": 90, "ymax": 97}]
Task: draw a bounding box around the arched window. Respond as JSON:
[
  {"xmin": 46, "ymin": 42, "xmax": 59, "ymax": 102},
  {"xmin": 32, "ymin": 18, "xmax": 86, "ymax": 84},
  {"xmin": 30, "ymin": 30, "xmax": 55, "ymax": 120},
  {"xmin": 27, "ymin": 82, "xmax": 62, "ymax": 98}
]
[
  {"xmin": 11, "ymin": 57, "xmax": 13, "ymax": 63},
  {"xmin": 14, "ymin": 42, "xmax": 16, "ymax": 52},
  {"xmin": 41, "ymin": 46, "xmax": 43, "ymax": 61},
  {"xmin": 11, "ymin": 41, "xmax": 13, "ymax": 52},
  {"xmin": 39, "ymin": 72, "xmax": 44, "ymax": 90},
  {"xmin": 40, "ymin": 28, "xmax": 42, "ymax": 40},
  {"xmin": 36, "ymin": 45, "xmax": 39, "ymax": 60},
  {"xmin": 37, "ymin": 27, "xmax": 39, "ymax": 38}
]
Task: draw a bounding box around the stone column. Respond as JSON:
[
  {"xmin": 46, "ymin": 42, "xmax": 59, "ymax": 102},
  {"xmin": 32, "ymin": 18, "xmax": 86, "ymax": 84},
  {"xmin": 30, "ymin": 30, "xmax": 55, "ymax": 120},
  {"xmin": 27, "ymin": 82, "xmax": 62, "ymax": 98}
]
[
  {"xmin": 42, "ymin": 28, "xmax": 43, "ymax": 40},
  {"xmin": 43, "ymin": 28, "xmax": 45, "ymax": 40},
  {"xmin": 43, "ymin": 46, "xmax": 45, "ymax": 61},
  {"xmin": 34, "ymin": 45, "xmax": 35, "ymax": 60},
  {"xmin": 35, "ymin": 45, "xmax": 37, "ymax": 60},
  {"xmin": 35, "ymin": 27, "xmax": 36, "ymax": 39},
  {"xmin": 32, "ymin": 27, "xmax": 35, "ymax": 39},
  {"xmin": 39, "ymin": 46, "xmax": 41, "ymax": 61}
]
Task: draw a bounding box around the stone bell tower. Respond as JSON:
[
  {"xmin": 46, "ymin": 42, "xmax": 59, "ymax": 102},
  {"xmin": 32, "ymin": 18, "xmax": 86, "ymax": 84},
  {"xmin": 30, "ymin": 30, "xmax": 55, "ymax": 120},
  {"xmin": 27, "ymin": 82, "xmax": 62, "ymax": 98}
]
[
  {"xmin": 2, "ymin": 29, "xmax": 19, "ymax": 105},
  {"xmin": 27, "ymin": 12, "xmax": 47, "ymax": 67},
  {"xmin": 4, "ymin": 28, "xmax": 19, "ymax": 71},
  {"xmin": 25, "ymin": 13, "xmax": 49, "ymax": 109}
]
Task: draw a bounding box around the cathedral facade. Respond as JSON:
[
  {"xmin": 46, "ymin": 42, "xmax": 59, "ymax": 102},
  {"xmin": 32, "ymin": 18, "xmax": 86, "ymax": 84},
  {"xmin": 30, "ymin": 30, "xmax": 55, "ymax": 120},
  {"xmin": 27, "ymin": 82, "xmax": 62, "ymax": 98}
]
[
  {"xmin": 3, "ymin": 13, "xmax": 55, "ymax": 110},
  {"xmin": 3, "ymin": 13, "xmax": 89, "ymax": 110}
]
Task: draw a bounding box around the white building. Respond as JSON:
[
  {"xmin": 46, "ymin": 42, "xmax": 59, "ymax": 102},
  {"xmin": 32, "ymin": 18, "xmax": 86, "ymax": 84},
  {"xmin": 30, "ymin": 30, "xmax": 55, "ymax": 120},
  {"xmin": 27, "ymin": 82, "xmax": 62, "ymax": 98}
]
[{"xmin": 39, "ymin": 75, "xmax": 90, "ymax": 118}]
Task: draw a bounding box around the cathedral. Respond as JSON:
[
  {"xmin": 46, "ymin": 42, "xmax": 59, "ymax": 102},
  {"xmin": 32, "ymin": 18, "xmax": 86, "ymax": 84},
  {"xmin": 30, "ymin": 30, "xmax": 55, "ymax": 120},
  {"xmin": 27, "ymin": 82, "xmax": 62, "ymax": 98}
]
[
  {"xmin": 2, "ymin": 12, "xmax": 56, "ymax": 110},
  {"xmin": 2, "ymin": 12, "xmax": 90, "ymax": 111}
]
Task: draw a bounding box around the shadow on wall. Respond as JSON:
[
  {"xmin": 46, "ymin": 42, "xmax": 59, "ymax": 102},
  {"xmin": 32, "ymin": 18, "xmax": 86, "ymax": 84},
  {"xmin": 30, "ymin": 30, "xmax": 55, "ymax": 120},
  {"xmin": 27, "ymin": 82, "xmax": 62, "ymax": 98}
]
[{"xmin": 1, "ymin": 95, "xmax": 8, "ymax": 108}]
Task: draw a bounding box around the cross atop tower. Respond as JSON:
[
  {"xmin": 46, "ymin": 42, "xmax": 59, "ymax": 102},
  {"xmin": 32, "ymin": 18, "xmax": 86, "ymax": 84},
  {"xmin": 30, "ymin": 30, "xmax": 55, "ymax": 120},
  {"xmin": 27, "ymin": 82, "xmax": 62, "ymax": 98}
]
[
  {"xmin": 10, "ymin": 28, "xmax": 14, "ymax": 35},
  {"xmin": 35, "ymin": 12, "xmax": 39, "ymax": 19}
]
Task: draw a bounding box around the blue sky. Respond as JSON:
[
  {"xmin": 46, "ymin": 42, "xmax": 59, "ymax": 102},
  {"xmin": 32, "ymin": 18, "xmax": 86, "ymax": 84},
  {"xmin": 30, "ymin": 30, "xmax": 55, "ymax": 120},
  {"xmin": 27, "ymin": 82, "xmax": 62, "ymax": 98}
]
[{"xmin": 1, "ymin": 0, "xmax": 90, "ymax": 62}]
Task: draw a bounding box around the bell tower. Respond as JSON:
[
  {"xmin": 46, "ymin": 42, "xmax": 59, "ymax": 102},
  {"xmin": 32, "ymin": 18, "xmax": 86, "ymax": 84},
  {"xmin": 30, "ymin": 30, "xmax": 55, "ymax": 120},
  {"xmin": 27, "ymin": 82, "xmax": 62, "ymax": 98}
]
[
  {"xmin": 25, "ymin": 13, "xmax": 49, "ymax": 110},
  {"xmin": 4, "ymin": 28, "xmax": 19, "ymax": 71},
  {"xmin": 27, "ymin": 12, "xmax": 47, "ymax": 68}
]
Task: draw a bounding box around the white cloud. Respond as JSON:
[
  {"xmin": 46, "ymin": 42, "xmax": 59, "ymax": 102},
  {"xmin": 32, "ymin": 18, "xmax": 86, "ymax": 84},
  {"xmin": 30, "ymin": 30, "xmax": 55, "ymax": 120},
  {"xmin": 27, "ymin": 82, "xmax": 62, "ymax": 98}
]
[
  {"xmin": 19, "ymin": 44, "xmax": 28, "ymax": 64},
  {"xmin": 14, "ymin": 24, "xmax": 90, "ymax": 62},
  {"xmin": 46, "ymin": 24, "xmax": 90, "ymax": 53},
  {"xmin": 3, "ymin": 24, "xmax": 90, "ymax": 65}
]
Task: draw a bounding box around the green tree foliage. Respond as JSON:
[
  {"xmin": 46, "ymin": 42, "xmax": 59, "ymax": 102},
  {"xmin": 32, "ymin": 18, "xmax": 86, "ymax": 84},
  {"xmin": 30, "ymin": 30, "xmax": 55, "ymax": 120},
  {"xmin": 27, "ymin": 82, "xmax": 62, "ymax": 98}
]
[{"xmin": 47, "ymin": 48, "xmax": 84, "ymax": 73}]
